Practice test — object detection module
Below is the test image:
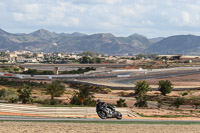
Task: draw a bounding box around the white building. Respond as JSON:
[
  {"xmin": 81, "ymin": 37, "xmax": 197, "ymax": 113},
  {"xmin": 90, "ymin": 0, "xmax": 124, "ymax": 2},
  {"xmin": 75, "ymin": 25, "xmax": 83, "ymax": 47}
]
[{"xmin": 16, "ymin": 57, "xmax": 38, "ymax": 63}]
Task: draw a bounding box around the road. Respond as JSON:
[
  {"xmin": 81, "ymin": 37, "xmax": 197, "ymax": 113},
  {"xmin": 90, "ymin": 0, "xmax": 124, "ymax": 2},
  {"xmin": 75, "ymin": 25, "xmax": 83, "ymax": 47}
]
[
  {"xmin": 109, "ymin": 69, "xmax": 200, "ymax": 85},
  {"xmin": 19, "ymin": 64, "xmax": 127, "ymax": 71},
  {"xmin": 1, "ymin": 115, "xmax": 200, "ymax": 123}
]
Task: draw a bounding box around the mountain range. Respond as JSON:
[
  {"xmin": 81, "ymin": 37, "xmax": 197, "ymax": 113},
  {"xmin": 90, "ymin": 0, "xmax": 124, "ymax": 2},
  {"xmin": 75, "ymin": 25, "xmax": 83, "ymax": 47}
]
[{"xmin": 0, "ymin": 28, "xmax": 200, "ymax": 55}]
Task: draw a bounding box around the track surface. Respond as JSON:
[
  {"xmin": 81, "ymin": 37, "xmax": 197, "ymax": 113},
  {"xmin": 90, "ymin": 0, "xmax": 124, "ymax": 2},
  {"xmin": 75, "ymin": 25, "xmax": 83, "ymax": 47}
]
[
  {"xmin": 1, "ymin": 116, "xmax": 200, "ymax": 123},
  {"xmin": 109, "ymin": 70, "xmax": 200, "ymax": 85}
]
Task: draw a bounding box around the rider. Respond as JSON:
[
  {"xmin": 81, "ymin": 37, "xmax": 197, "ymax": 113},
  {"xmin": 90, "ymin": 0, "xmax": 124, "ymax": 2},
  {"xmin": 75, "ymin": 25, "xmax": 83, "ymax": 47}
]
[{"xmin": 96, "ymin": 99, "xmax": 114, "ymax": 112}]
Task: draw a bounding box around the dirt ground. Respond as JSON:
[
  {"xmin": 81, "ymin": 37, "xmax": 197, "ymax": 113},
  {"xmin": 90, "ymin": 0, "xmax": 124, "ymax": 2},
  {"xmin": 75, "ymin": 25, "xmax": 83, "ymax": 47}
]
[
  {"xmin": 0, "ymin": 121, "xmax": 200, "ymax": 133},
  {"xmin": 147, "ymin": 73, "xmax": 200, "ymax": 87}
]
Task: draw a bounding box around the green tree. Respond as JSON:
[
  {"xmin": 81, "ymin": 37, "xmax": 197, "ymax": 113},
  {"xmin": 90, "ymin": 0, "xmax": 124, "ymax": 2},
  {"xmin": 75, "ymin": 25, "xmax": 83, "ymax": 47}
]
[
  {"xmin": 17, "ymin": 84, "xmax": 32, "ymax": 104},
  {"xmin": 173, "ymin": 97, "xmax": 185, "ymax": 108},
  {"xmin": 134, "ymin": 80, "xmax": 151, "ymax": 97},
  {"xmin": 135, "ymin": 96, "xmax": 148, "ymax": 107},
  {"xmin": 70, "ymin": 86, "xmax": 95, "ymax": 106},
  {"xmin": 80, "ymin": 56, "xmax": 91, "ymax": 64},
  {"xmin": 134, "ymin": 80, "xmax": 151, "ymax": 107},
  {"xmin": 45, "ymin": 81, "xmax": 65, "ymax": 101},
  {"xmin": 95, "ymin": 58, "xmax": 102, "ymax": 63},
  {"xmin": 81, "ymin": 51, "xmax": 99, "ymax": 57},
  {"xmin": 158, "ymin": 80, "xmax": 173, "ymax": 96}
]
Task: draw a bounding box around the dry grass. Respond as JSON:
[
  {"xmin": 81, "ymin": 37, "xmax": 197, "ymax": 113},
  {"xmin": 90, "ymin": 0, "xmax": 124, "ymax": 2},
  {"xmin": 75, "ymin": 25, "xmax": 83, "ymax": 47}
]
[{"xmin": 0, "ymin": 121, "xmax": 200, "ymax": 133}]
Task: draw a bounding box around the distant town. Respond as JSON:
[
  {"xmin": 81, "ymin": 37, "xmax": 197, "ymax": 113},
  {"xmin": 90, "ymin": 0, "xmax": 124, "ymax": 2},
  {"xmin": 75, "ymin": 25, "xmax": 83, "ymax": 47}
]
[{"xmin": 1, "ymin": 50, "xmax": 200, "ymax": 64}]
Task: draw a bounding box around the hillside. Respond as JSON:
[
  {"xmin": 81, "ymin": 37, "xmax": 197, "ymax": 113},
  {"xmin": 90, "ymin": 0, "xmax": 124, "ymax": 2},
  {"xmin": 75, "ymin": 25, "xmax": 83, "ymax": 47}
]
[
  {"xmin": 1, "ymin": 28, "xmax": 200, "ymax": 55},
  {"xmin": 0, "ymin": 28, "xmax": 151, "ymax": 54},
  {"xmin": 149, "ymin": 35, "xmax": 200, "ymax": 55}
]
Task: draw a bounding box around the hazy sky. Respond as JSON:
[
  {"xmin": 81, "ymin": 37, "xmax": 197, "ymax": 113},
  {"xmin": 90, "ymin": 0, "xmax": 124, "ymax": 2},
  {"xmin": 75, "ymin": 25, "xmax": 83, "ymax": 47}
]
[{"xmin": 1, "ymin": 0, "xmax": 200, "ymax": 38}]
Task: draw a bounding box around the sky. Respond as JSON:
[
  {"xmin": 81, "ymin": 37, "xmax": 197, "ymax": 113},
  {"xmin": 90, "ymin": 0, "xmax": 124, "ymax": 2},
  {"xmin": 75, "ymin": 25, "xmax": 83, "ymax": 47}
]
[{"xmin": 0, "ymin": 0, "xmax": 200, "ymax": 38}]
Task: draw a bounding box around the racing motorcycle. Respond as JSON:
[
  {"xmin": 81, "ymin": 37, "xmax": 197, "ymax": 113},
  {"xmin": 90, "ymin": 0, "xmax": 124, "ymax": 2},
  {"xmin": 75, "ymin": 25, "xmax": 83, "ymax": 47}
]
[{"xmin": 96, "ymin": 99, "xmax": 122, "ymax": 119}]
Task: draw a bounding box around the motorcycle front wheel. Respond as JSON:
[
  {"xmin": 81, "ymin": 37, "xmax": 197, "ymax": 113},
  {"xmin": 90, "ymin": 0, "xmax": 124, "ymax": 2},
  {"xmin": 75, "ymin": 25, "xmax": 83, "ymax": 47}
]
[
  {"xmin": 116, "ymin": 111, "xmax": 122, "ymax": 120},
  {"xmin": 97, "ymin": 110, "xmax": 107, "ymax": 119}
]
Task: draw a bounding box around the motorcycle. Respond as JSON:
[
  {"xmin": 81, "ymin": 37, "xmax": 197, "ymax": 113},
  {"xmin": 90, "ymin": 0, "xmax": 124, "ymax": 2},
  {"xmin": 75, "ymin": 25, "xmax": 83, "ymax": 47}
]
[{"xmin": 96, "ymin": 101, "xmax": 122, "ymax": 120}]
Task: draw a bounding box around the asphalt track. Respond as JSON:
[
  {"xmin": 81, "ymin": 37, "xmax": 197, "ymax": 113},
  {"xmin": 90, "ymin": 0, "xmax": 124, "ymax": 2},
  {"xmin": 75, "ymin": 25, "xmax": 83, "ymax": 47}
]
[
  {"xmin": 1, "ymin": 115, "xmax": 200, "ymax": 123},
  {"xmin": 109, "ymin": 70, "xmax": 200, "ymax": 85}
]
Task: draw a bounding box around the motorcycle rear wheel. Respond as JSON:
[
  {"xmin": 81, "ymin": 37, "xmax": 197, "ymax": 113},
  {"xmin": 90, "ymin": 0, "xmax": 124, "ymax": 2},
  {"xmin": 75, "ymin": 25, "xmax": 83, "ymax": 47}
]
[
  {"xmin": 116, "ymin": 111, "xmax": 122, "ymax": 120},
  {"xmin": 97, "ymin": 110, "xmax": 107, "ymax": 119}
]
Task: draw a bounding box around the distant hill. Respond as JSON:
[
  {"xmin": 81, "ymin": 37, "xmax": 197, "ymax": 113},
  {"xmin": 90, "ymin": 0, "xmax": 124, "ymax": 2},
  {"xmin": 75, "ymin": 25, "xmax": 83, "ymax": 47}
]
[
  {"xmin": 0, "ymin": 28, "xmax": 151, "ymax": 54},
  {"xmin": 149, "ymin": 37, "xmax": 164, "ymax": 44},
  {"xmin": 1, "ymin": 28, "xmax": 200, "ymax": 55},
  {"xmin": 149, "ymin": 35, "xmax": 200, "ymax": 55}
]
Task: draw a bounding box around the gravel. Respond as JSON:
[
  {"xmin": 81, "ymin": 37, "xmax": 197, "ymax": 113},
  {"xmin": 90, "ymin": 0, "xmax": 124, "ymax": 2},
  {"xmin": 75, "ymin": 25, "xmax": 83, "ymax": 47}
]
[{"xmin": 0, "ymin": 122, "xmax": 200, "ymax": 133}]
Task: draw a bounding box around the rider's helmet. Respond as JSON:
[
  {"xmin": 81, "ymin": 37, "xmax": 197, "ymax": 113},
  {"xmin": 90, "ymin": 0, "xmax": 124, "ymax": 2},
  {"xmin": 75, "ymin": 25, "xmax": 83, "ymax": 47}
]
[{"xmin": 96, "ymin": 99, "xmax": 101, "ymax": 104}]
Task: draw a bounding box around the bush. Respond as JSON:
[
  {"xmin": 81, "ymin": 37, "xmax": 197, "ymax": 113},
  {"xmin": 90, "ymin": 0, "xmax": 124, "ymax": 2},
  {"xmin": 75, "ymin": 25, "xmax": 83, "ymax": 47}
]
[
  {"xmin": 157, "ymin": 99, "xmax": 163, "ymax": 108},
  {"xmin": 70, "ymin": 92, "xmax": 81, "ymax": 105},
  {"xmin": 173, "ymin": 97, "xmax": 185, "ymax": 108},
  {"xmin": 0, "ymin": 89, "xmax": 7, "ymax": 98},
  {"xmin": 50, "ymin": 99, "xmax": 62, "ymax": 105},
  {"xmin": 60, "ymin": 67, "xmax": 95, "ymax": 74},
  {"xmin": 9, "ymin": 97, "xmax": 18, "ymax": 103},
  {"xmin": 158, "ymin": 80, "xmax": 173, "ymax": 96},
  {"xmin": 22, "ymin": 69, "xmax": 54, "ymax": 75},
  {"xmin": 134, "ymin": 80, "xmax": 151, "ymax": 107},
  {"xmin": 17, "ymin": 84, "xmax": 33, "ymax": 104},
  {"xmin": 70, "ymin": 86, "xmax": 96, "ymax": 106},
  {"xmin": 182, "ymin": 92, "xmax": 188, "ymax": 96},
  {"xmin": 134, "ymin": 80, "xmax": 152, "ymax": 96},
  {"xmin": 0, "ymin": 78, "xmax": 46, "ymax": 88},
  {"xmin": 117, "ymin": 98, "xmax": 127, "ymax": 107},
  {"xmin": 0, "ymin": 88, "xmax": 17, "ymax": 100},
  {"xmin": 134, "ymin": 96, "xmax": 148, "ymax": 107},
  {"xmin": 194, "ymin": 102, "xmax": 200, "ymax": 109},
  {"xmin": 45, "ymin": 80, "xmax": 65, "ymax": 102}
]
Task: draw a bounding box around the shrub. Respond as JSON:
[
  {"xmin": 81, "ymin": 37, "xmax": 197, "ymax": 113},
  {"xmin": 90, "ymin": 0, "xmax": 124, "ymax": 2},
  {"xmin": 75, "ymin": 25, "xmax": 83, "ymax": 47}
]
[
  {"xmin": 70, "ymin": 92, "xmax": 81, "ymax": 105},
  {"xmin": 134, "ymin": 80, "xmax": 151, "ymax": 107},
  {"xmin": 70, "ymin": 87, "xmax": 96, "ymax": 106},
  {"xmin": 194, "ymin": 102, "xmax": 200, "ymax": 109},
  {"xmin": 22, "ymin": 69, "xmax": 54, "ymax": 75},
  {"xmin": 0, "ymin": 78, "xmax": 46, "ymax": 88},
  {"xmin": 173, "ymin": 97, "xmax": 185, "ymax": 108},
  {"xmin": 60, "ymin": 67, "xmax": 95, "ymax": 74},
  {"xmin": 9, "ymin": 97, "xmax": 18, "ymax": 103},
  {"xmin": 17, "ymin": 84, "xmax": 32, "ymax": 104},
  {"xmin": 134, "ymin": 80, "xmax": 152, "ymax": 96},
  {"xmin": 134, "ymin": 96, "xmax": 148, "ymax": 107},
  {"xmin": 182, "ymin": 92, "xmax": 188, "ymax": 96},
  {"xmin": 45, "ymin": 80, "xmax": 65, "ymax": 103},
  {"xmin": 117, "ymin": 98, "xmax": 127, "ymax": 107},
  {"xmin": 158, "ymin": 80, "xmax": 173, "ymax": 96},
  {"xmin": 50, "ymin": 99, "xmax": 62, "ymax": 105},
  {"xmin": 157, "ymin": 99, "xmax": 163, "ymax": 108},
  {"xmin": 0, "ymin": 88, "xmax": 16, "ymax": 100},
  {"xmin": 0, "ymin": 89, "xmax": 7, "ymax": 98}
]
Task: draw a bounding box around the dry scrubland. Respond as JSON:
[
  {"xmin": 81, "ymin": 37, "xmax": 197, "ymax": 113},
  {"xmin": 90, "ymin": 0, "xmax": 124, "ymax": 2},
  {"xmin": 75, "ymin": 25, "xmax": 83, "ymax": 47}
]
[{"xmin": 0, "ymin": 122, "xmax": 200, "ymax": 133}]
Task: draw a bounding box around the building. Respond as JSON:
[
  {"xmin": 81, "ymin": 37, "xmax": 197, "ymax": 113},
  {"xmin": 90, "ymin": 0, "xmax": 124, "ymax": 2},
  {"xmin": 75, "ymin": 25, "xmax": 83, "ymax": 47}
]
[{"xmin": 16, "ymin": 57, "xmax": 38, "ymax": 63}]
